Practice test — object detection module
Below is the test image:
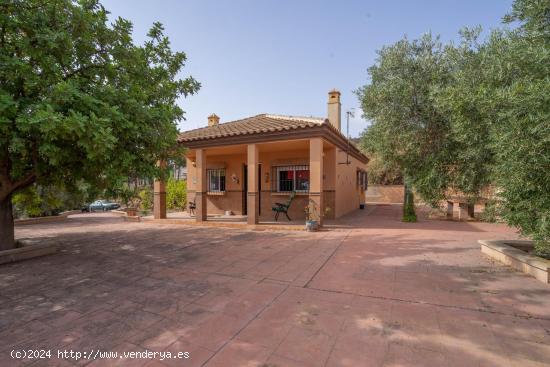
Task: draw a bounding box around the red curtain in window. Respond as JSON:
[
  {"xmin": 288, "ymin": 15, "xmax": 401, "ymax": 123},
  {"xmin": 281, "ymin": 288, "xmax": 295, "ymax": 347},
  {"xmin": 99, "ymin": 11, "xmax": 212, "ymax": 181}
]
[{"xmin": 296, "ymin": 170, "xmax": 309, "ymax": 180}]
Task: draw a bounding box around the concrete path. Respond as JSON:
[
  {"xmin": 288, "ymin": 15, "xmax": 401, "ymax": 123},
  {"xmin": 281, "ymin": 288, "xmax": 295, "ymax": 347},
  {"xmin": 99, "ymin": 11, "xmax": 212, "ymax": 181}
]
[{"xmin": 2, "ymin": 205, "xmax": 549, "ymax": 366}]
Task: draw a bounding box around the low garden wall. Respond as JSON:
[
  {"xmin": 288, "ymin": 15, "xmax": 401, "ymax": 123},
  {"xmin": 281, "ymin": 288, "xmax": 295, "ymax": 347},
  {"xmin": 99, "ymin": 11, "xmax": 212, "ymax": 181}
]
[
  {"xmin": 14, "ymin": 210, "xmax": 81, "ymax": 226},
  {"xmin": 0, "ymin": 239, "xmax": 58, "ymax": 265},
  {"xmin": 365, "ymin": 185, "xmax": 404, "ymax": 204},
  {"xmin": 479, "ymin": 240, "xmax": 550, "ymax": 283}
]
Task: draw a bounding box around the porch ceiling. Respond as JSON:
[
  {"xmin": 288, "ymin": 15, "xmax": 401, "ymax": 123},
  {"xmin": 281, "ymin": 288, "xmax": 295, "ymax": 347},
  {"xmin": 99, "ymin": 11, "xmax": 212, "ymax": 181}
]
[
  {"xmin": 180, "ymin": 122, "xmax": 368, "ymax": 164},
  {"xmin": 186, "ymin": 139, "xmax": 336, "ymax": 159}
]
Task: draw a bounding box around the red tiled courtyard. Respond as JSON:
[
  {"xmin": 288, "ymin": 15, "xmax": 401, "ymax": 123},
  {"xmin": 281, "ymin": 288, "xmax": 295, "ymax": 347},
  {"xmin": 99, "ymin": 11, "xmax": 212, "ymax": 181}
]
[{"xmin": 2, "ymin": 205, "xmax": 550, "ymax": 366}]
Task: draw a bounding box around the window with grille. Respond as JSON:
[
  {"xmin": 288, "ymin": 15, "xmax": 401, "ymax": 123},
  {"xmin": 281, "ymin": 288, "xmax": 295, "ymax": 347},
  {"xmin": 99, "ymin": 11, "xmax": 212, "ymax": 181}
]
[
  {"xmin": 273, "ymin": 165, "xmax": 309, "ymax": 192},
  {"xmin": 356, "ymin": 169, "xmax": 368, "ymax": 190},
  {"xmin": 207, "ymin": 168, "xmax": 226, "ymax": 192}
]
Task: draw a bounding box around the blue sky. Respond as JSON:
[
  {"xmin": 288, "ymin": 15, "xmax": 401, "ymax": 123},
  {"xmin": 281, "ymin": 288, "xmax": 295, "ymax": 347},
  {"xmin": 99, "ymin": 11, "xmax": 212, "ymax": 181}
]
[{"xmin": 101, "ymin": 0, "xmax": 514, "ymax": 137}]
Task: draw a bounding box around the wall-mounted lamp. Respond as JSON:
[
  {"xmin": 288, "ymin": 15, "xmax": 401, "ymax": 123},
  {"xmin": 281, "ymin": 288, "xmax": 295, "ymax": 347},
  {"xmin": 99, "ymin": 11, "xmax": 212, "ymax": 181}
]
[
  {"xmin": 231, "ymin": 173, "xmax": 239, "ymax": 184},
  {"xmin": 191, "ymin": 161, "xmax": 196, "ymax": 167},
  {"xmin": 265, "ymin": 171, "xmax": 270, "ymax": 183}
]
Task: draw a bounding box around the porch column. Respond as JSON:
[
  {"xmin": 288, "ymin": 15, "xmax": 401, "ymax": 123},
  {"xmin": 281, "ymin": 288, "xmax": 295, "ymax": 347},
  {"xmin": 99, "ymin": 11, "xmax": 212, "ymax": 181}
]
[
  {"xmin": 153, "ymin": 160, "xmax": 166, "ymax": 219},
  {"xmin": 195, "ymin": 148, "xmax": 207, "ymax": 222},
  {"xmin": 309, "ymin": 138, "xmax": 324, "ymax": 226},
  {"xmin": 247, "ymin": 144, "xmax": 259, "ymax": 224}
]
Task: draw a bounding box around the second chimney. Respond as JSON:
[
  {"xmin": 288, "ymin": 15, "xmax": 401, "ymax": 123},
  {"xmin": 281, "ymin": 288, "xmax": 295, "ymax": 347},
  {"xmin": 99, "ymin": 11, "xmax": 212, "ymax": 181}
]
[
  {"xmin": 327, "ymin": 89, "xmax": 341, "ymax": 131},
  {"xmin": 208, "ymin": 113, "xmax": 220, "ymax": 127}
]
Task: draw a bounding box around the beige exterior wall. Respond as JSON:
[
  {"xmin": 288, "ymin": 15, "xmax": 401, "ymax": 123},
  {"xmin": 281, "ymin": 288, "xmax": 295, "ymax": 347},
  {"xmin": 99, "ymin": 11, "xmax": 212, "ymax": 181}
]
[
  {"xmin": 323, "ymin": 146, "xmax": 336, "ymax": 219},
  {"xmin": 259, "ymin": 146, "xmax": 308, "ymax": 221},
  {"xmin": 185, "ymin": 139, "xmax": 367, "ymax": 221},
  {"xmin": 334, "ymin": 149, "xmax": 365, "ymax": 218},
  {"xmin": 187, "ymin": 153, "xmax": 246, "ymax": 215}
]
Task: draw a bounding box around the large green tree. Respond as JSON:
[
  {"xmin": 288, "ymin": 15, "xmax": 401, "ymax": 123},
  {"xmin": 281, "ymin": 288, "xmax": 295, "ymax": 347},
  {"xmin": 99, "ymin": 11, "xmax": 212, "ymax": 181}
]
[
  {"xmin": 491, "ymin": 0, "xmax": 550, "ymax": 257},
  {"xmin": 0, "ymin": 0, "xmax": 199, "ymax": 249},
  {"xmin": 432, "ymin": 0, "xmax": 549, "ymax": 256},
  {"xmin": 356, "ymin": 34, "xmax": 458, "ymax": 221},
  {"xmin": 357, "ymin": 0, "xmax": 550, "ymax": 256},
  {"xmin": 481, "ymin": 0, "xmax": 549, "ymax": 257}
]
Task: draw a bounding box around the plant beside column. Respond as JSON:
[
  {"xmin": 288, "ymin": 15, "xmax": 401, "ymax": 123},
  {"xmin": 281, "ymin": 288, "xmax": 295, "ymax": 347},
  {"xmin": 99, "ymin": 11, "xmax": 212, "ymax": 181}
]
[
  {"xmin": 305, "ymin": 199, "xmax": 319, "ymax": 231},
  {"xmin": 305, "ymin": 199, "xmax": 331, "ymax": 231},
  {"xmin": 402, "ymin": 181, "xmax": 417, "ymax": 222}
]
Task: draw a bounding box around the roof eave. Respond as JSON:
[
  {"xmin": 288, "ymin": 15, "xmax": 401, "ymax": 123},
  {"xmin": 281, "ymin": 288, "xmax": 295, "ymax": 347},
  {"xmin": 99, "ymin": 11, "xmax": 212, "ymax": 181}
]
[{"xmin": 178, "ymin": 124, "xmax": 368, "ymax": 164}]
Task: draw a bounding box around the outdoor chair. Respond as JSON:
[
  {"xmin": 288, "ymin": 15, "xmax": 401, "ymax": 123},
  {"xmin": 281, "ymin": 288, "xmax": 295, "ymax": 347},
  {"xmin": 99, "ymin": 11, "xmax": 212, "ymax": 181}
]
[
  {"xmin": 188, "ymin": 198, "xmax": 196, "ymax": 215},
  {"xmin": 272, "ymin": 191, "xmax": 296, "ymax": 221}
]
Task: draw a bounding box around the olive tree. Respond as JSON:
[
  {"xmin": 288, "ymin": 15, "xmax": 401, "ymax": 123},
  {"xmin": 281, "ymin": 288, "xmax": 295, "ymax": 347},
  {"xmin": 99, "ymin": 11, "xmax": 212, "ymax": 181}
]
[
  {"xmin": 357, "ymin": 0, "xmax": 550, "ymax": 256},
  {"xmin": 357, "ymin": 34, "xmax": 456, "ymax": 221},
  {"xmin": 436, "ymin": 0, "xmax": 550, "ymax": 256},
  {"xmin": 485, "ymin": 0, "xmax": 550, "ymax": 257}
]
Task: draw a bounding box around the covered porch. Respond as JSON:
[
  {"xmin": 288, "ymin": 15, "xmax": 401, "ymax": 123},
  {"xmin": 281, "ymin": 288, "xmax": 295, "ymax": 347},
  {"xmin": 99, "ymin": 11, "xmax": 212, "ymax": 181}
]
[
  {"xmin": 144, "ymin": 211, "xmax": 306, "ymax": 230},
  {"xmin": 153, "ymin": 137, "xmax": 335, "ymax": 226},
  {"xmin": 143, "ymin": 203, "xmax": 377, "ymax": 231}
]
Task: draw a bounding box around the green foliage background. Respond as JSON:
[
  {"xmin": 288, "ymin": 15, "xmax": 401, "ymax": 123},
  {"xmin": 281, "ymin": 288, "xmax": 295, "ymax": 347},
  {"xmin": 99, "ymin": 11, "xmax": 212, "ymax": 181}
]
[
  {"xmin": 357, "ymin": 0, "xmax": 550, "ymax": 257},
  {"xmin": 0, "ymin": 0, "xmax": 199, "ymax": 247},
  {"xmin": 166, "ymin": 178, "xmax": 186, "ymax": 211},
  {"xmin": 139, "ymin": 187, "xmax": 153, "ymax": 212},
  {"xmin": 12, "ymin": 183, "xmax": 92, "ymax": 218}
]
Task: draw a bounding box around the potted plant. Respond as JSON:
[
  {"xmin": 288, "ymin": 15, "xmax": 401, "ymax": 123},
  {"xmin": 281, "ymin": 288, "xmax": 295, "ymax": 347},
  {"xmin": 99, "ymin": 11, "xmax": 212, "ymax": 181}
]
[
  {"xmin": 126, "ymin": 193, "xmax": 143, "ymax": 217},
  {"xmin": 116, "ymin": 186, "xmax": 140, "ymax": 217},
  {"xmin": 305, "ymin": 199, "xmax": 320, "ymax": 232}
]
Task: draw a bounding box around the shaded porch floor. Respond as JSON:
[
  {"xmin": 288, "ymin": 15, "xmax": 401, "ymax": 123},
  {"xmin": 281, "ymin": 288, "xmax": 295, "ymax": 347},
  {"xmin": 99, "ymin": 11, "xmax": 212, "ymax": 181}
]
[{"xmin": 141, "ymin": 206, "xmax": 378, "ymax": 231}]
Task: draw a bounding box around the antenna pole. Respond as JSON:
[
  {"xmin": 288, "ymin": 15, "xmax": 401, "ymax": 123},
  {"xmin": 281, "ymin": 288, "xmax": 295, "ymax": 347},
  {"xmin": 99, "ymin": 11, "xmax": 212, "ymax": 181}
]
[{"xmin": 345, "ymin": 110, "xmax": 354, "ymax": 164}]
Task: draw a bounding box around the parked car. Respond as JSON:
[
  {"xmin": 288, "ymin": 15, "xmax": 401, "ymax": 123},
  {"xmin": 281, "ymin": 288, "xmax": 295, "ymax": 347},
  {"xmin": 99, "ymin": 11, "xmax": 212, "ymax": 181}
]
[{"xmin": 87, "ymin": 200, "xmax": 120, "ymax": 212}]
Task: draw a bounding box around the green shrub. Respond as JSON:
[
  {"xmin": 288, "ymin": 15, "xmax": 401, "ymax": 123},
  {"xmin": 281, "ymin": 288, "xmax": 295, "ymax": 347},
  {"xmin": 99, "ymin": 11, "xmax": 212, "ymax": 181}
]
[
  {"xmin": 11, "ymin": 184, "xmax": 88, "ymax": 218},
  {"xmin": 139, "ymin": 187, "xmax": 153, "ymax": 211},
  {"xmin": 12, "ymin": 187, "xmax": 43, "ymax": 218},
  {"xmin": 479, "ymin": 200, "xmax": 502, "ymax": 223},
  {"xmin": 166, "ymin": 178, "xmax": 187, "ymax": 211},
  {"xmin": 402, "ymin": 214, "xmax": 417, "ymax": 222},
  {"xmin": 402, "ymin": 185, "xmax": 417, "ymax": 222}
]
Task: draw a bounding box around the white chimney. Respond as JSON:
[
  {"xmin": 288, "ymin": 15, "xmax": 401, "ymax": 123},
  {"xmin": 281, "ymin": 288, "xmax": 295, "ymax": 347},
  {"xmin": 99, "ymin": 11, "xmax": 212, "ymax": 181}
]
[{"xmin": 327, "ymin": 89, "xmax": 341, "ymax": 131}]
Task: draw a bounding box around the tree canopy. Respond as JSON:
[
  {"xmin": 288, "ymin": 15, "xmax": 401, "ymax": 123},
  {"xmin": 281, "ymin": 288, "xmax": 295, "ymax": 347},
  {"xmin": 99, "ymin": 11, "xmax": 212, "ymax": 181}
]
[
  {"xmin": 357, "ymin": 34, "xmax": 456, "ymax": 206},
  {"xmin": 357, "ymin": 0, "xmax": 550, "ymax": 257},
  {"xmin": 0, "ymin": 0, "xmax": 200, "ymax": 249}
]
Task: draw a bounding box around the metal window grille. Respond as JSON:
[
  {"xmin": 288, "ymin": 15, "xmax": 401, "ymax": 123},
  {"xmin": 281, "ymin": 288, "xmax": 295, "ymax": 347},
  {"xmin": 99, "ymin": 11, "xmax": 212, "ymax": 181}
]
[
  {"xmin": 207, "ymin": 168, "xmax": 226, "ymax": 192},
  {"xmin": 272, "ymin": 165, "xmax": 310, "ymax": 192},
  {"xmin": 356, "ymin": 170, "xmax": 368, "ymax": 191}
]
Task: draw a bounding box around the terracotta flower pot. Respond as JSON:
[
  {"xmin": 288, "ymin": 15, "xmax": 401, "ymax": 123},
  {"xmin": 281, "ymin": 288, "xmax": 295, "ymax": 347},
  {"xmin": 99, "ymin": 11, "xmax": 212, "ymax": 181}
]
[{"xmin": 126, "ymin": 208, "xmax": 138, "ymax": 217}]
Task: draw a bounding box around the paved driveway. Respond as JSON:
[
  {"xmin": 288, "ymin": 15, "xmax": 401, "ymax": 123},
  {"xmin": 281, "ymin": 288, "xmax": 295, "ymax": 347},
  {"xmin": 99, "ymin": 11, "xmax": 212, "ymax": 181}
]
[{"xmin": 2, "ymin": 206, "xmax": 549, "ymax": 366}]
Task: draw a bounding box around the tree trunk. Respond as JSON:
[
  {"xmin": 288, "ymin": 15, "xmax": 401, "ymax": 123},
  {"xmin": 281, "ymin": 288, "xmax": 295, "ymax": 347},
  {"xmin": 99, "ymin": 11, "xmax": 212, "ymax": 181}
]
[
  {"xmin": 403, "ymin": 180, "xmax": 417, "ymax": 222},
  {"xmin": 0, "ymin": 195, "xmax": 15, "ymax": 251}
]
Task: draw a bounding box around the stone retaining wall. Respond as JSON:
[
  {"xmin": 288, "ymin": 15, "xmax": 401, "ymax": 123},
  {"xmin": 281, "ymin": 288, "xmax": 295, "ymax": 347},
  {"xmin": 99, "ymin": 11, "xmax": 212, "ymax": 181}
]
[
  {"xmin": 479, "ymin": 240, "xmax": 550, "ymax": 283},
  {"xmin": 365, "ymin": 185, "xmax": 404, "ymax": 204},
  {"xmin": 14, "ymin": 210, "xmax": 81, "ymax": 226}
]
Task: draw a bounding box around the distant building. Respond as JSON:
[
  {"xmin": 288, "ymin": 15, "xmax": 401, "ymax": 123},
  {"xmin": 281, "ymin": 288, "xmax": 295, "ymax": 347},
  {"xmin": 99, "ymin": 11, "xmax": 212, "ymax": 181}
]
[{"xmin": 172, "ymin": 165, "xmax": 187, "ymax": 181}]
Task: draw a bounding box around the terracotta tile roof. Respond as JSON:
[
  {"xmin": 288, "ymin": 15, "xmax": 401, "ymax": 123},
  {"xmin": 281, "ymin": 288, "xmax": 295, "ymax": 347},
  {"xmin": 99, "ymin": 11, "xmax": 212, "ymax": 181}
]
[{"xmin": 177, "ymin": 114, "xmax": 327, "ymax": 142}]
